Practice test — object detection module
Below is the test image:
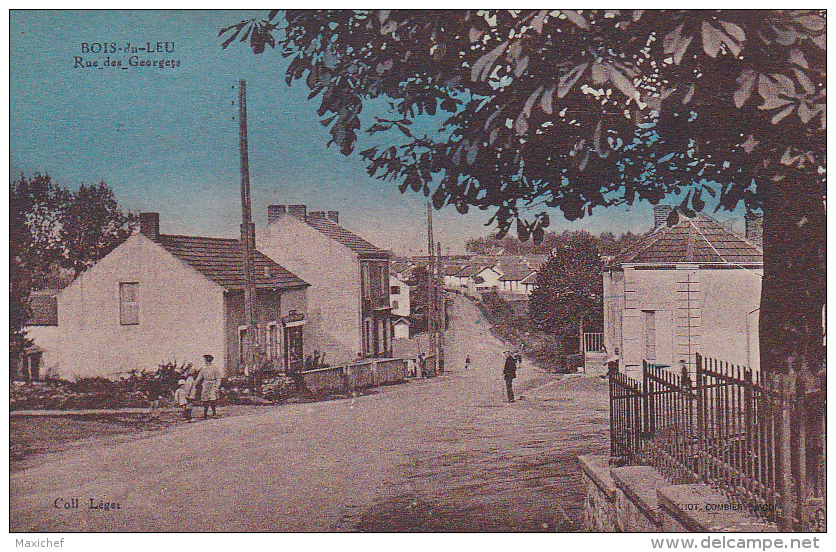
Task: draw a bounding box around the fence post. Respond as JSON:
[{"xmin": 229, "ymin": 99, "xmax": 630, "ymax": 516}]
[
  {"xmin": 642, "ymin": 360, "xmax": 650, "ymax": 440},
  {"xmin": 795, "ymin": 373, "xmax": 807, "ymax": 531},
  {"xmin": 696, "ymin": 353, "xmax": 706, "ymax": 482},
  {"xmin": 776, "ymin": 373, "xmax": 793, "ymax": 532},
  {"xmin": 608, "ymin": 361, "xmax": 617, "ymax": 458}
]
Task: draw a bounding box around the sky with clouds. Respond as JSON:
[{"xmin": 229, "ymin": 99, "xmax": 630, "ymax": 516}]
[{"xmin": 9, "ymin": 10, "xmax": 743, "ymax": 255}]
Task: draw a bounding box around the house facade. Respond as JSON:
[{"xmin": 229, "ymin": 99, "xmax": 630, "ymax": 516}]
[
  {"xmin": 603, "ymin": 210, "xmax": 763, "ymax": 380},
  {"xmin": 15, "ymin": 291, "xmax": 61, "ymax": 380},
  {"xmin": 257, "ymin": 205, "xmax": 393, "ymax": 366},
  {"xmin": 390, "ymin": 274, "xmax": 410, "ymax": 318},
  {"xmin": 498, "ymin": 268, "xmax": 537, "ymax": 295},
  {"xmin": 56, "ymin": 213, "xmax": 309, "ymax": 379}
]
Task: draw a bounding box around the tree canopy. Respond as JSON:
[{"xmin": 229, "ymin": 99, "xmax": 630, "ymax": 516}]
[
  {"xmin": 222, "ymin": 10, "xmax": 826, "ymax": 374},
  {"xmin": 528, "ymin": 232, "xmax": 603, "ymax": 350},
  {"xmin": 10, "ymin": 174, "xmax": 137, "ymax": 359}
]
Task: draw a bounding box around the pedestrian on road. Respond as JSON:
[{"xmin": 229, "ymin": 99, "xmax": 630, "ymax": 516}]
[
  {"xmin": 196, "ymin": 354, "xmax": 221, "ymax": 419},
  {"xmin": 465, "ymin": 355, "xmax": 471, "ymax": 370},
  {"xmin": 184, "ymin": 366, "xmax": 198, "ymax": 419},
  {"xmin": 419, "ymin": 353, "xmax": 427, "ymax": 378},
  {"xmin": 174, "ymin": 379, "xmax": 191, "ymax": 421},
  {"xmin": 502, "ymin": 351, "xmax": 522, "ymax": 403}
]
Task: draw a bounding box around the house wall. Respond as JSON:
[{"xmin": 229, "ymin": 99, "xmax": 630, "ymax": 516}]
[
  {"xmin": 57, "ymin": 234, "xmax": 225, "ymax": 379},
  {"xmin": 604, "ymin": 266, "xmax": 762, "ymax": 379},
  {"xmin": 393, "ymin": 321, "xmax": 410, "ymax": 339},
  {"xmin": 390, "ymin": 275, "xmax": 410, "ymax": 317},
  {"xmin": 223, "ymin": 287, "xmax": 307, "ymax": 374},
  {"xmin": 258, "ymin": 216, "xmax": 361, "ymax": 366},
  {"xmin": 475, "ymin": 267, "xmax": 502, "ymax": 291}
]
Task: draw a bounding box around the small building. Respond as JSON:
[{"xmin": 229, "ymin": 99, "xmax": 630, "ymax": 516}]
[
  {"xmin": 603, "ymin": 210, "xmax": 763, "ymax": 380},
  {"xmin": 474, "ymin": 266, "xmax": 503, "ymax": 292},
  {"xmin": 392, "ymin": 316, "xmax": 412, "ymax": 340},
  {"xmin": 15, "ymin": 290, "xmax": 61, "ymax": 380},
  {"xmin": 498, "ymin": 268, "xmax": 537, "ymax": 295},
  {"xmin": 258, "ymin": 205, "xmax": 393, "ymax": 366},
  {"xmin": 390, "ymin": 274, "xmax": 410, "ymax": 318},
  {"xmin": 57, "ymin": 213, "xmax": 309, "ymax": 379}
]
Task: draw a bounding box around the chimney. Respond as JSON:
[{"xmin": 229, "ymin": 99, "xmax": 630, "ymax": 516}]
[
  {"xmin": 288, "ymin": 204, "xmax": 307, "ymax": 221},
  {"xmin": 267, "ymin": 205, "xmax": 286, "ymax": 226},
  {"xmin": 327, "ymin": 210, "xmax": 339, "ymax": 224},
  {"xmin": 308, "ymin": 211, "xmax": 326, "ymax": 220},
  {"xmin": 653, "ymin": 204, "xmax": 673, "ymax": 229},
  {"xmin": 745, "ymin": 211, "xmax": 763, "ymax": 243},
  {"xmin": 139, "ymin": 212, "xmax": 160, "ymax": 241}
]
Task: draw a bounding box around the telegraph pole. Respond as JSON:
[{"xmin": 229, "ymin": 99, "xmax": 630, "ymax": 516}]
[
  {"xmin": 426, "ymin": 202, "xmax": 436, "ymax": 373},
  {"xmin": 437, "ymin": 241, "xmax": 445, "ymax": 373},
  {"xmin": 238, "ymin": 79, "xmax": 257, "ymax": 376}
]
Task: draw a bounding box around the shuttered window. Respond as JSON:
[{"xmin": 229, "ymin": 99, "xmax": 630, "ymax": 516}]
[{"xmin": 119, "ymin": 283, "xmax": 139, "ymax": 325}]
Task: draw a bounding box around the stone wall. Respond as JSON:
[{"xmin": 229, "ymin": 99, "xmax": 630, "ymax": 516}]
[{"xmin": 579, "ymin": 455, "xmax": 778, "ymax": 532}]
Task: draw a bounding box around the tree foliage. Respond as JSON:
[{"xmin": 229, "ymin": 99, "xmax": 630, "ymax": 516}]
[
  {"xmin": 466, "ymin": 228, "xmax": 642, "ymax": 256},
  {"xmin": 223, "ymin": 10, "xmax": 826, "ymax": 375},
  {"xmin": 10, "ymin": 174, "xmax": 137, "ymax": 359},
  {"xmin": 528, "ymin": 232, "xmax": 603, "ymax": 351}
]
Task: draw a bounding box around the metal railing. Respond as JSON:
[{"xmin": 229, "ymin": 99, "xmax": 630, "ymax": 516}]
[{"xmin": 608, "ymin": 354, "xmax": 826, "ymax": 531}]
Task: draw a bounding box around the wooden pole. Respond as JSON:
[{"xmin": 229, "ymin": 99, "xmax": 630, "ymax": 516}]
[
  {"xmin": 239, "ymin": 79, "xmax": 257, "ymax": 377},
  {"xmin": 437, "ymin": 241, "xmax": 444, "ymax": 373},
  {"xmin": 426, "ymin": 202, "xmax": 435, "ymax": 373}
]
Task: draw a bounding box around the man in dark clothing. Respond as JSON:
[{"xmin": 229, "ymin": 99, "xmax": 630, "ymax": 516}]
[{"xmin": 503, "ymin": 351, "xmax": 522, "ymax": 402}]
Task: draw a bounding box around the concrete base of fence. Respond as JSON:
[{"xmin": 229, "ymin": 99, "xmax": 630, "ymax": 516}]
[
  {"xmin": 580, "ymin": 454, "xmax": 779, "ymax": 532},
  {"xmin": 300, "ymin": 359, "xmax": 408, "ymax": 395}
]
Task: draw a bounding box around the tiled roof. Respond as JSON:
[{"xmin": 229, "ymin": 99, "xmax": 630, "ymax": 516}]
[
  {"xmin": 304, "ymin": 213, "xmax": 388, "ymax": 257},
  {"xmin": 27, "ymin": 291, "xmax": 58, "ymax": 326},
  {"xmin": 520, "ymin": 272, "xmax": 539, "ymax": 285},
  {"xmin": 454, "ymin": 266, "xmax": 482, "ymax": 278},
  {"xmin": 442, "ymin": 264, "xmax": 466, "ymax": 276},
  {"xmin": 499, "ymin": 267, "xmax": 536, "ymax": 282},
  {"xmin": 158, "ymin": 234, "xmax": 308, "ymax": 290},
  {"xmin": 608, "ymin": 211, "xmax": 763, "ymax": 267}
]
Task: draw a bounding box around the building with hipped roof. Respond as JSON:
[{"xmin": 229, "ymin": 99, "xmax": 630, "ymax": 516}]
[
  {"xmin": 257, "ymin": 205, "xmax": 393, "ymax": 366},
  {"xmin": 55, "ymin": 212, "xmax": 309, "ymax": 379},
  {"xmin": 603, "ymin": 208, "xmax": 763, "ymax": 379}
]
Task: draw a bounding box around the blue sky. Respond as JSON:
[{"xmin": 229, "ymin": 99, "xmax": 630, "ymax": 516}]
[{"xmin": 9, "ymin": 10, "xmax": 741, "ymax": 255}]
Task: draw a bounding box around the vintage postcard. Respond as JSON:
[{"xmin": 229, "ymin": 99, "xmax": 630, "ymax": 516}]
[{"xmin": 9, "ymin": 9, "xmax": 826, "ymax": 542}]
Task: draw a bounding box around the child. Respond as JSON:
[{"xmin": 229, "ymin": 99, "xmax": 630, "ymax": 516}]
[{"xmin": 174, "ymin": 379, "xmax": 191, "ymax": 421}]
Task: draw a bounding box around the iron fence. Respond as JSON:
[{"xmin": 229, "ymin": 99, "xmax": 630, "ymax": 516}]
[{"xmin": 608, "ymin": 354, "xmax": 826, "ymax": 531}]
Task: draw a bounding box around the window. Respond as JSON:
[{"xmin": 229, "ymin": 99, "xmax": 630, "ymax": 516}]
[
  {"xmin": 239, "ymin": 327, "xmax": 248, "ymax": 365},
  {"xmin": 379, "ymin": 263, "xmax": 388, "ymax": 298},
  {"xmin": 268, "ymin": 323, "xmax": 279, "ymax": 360},
  {"xmin": 392, "ymin": 301, "xmax": 399, "ymax": 310},
  {"xmin": 643, "ymin": 310, "xmax": 656, "ymax": 363},
  {"xmin": 363, "ymin": 318, "xmax": 372, "ymax": 356},
  {"xmin": 119, "ymin": 283, "xmax": 139, "ymax": 325},
  {"xmin": 362, "ymin": 264, "xmax": 370, "ymax": 299},
  {"xmin": 391, "ymin": 285, "xmax": 400, "ymax": 295}
]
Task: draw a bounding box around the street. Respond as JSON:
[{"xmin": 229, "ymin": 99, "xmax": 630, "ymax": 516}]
[{"xmin": 10, "ymin": 295, "xmax": 609, "ymax": 532}]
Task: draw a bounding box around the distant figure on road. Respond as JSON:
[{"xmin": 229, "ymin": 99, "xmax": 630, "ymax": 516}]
[
  {"xmin": 196, "ymin": 354, "xmax": 221, "ymax": 419},
  {"xmin": 418, "ymin": 353, "xmax": 427, "ymax": 378},
  {"xmin": 502, "ymin": 351, "xmax": 522, "ymax": 403},
  {"xmin": 465, "ymin": 355, "xmax": 471, "ymax": 370}
]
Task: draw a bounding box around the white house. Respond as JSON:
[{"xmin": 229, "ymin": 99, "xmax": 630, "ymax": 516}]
[
  {"xmin": 390, "ymin": 274, "xmax": 410, "ymax": 318},
  {"xmin": 474, "ymin": 266, "xmax": 503, "ymax": 292},
  {"xmin": 257, "ymin": 205, "xmax": 393, "ymax": 366},
  {"xmin": 498, "ymin": 267, "xmax": 537, "ymax": 295},
  {"xmin": 15, "ymin": 290, "xmax": 61, "ymax": 380},
  {"xmin": 603, "ymin": 210, "xmax": 763, "ymax": 380},
  {"xmin": 392, "ymin": 317, "xmax": 411, "ymax": 340},
  {"xmin": 56, "ymin": 213, "xmax": 309, "ymax": 380}
]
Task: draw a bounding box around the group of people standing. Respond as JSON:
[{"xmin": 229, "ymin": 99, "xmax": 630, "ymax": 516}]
[{"xmin": 173, "ymin": 354, "xmax": 221, "ymax": 421}]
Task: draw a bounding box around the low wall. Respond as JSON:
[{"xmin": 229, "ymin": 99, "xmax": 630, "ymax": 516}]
[
  {"xmin": 301, "ymin": 358, "xmax": 408, "ymax": 394},
  {"xmin": 579, "ymin": 455, "xmax": 779, "ymax": 533}
]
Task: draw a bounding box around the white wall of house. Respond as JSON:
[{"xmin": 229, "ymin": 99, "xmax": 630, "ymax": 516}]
[
  {"xmin": 604, "ymin": 265, "xmax": 762, "ymax": 380},
  {"xmin": 475, "ymin": 267, "xmax": 502, "ymax": 291},
  {"xmin": 390, "ymin": 275, "xmax": 410, "ymax": 317},
  {"xmin": 393, "ymin": 319, "xmax": 410, "ymax": 339},
  {"xmin": 58, "ymin": 233, "xmax": 226, "ymax": 379},
  {"xmin": 258, "ymin": 215, "xmax": 361, "ymax": 366}
]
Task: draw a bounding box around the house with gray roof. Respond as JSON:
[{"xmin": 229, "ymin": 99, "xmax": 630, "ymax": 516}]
[
  {"xmin": 258, "ymin": 204, "xmax": 393, "ymax": 365},
  {"xmin": 603, "ymin": 209, "xmax": 763, "ymax": 379},
  {"xmin": 55, "ymin": 212, "xmax": 309, "ymax": 379}
]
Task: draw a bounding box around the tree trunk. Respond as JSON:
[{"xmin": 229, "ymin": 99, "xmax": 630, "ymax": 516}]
[{"xmin": 759, "ymin": 172, "xmax": 826, "ymax": 376}]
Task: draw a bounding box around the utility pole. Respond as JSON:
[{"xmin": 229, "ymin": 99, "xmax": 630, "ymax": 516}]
[
  {"xmin": 437, "ymin": 241, "xmax": 445, "ymax": 373},
  {"xmin": 426, "ymin": 202, "xmax": 436, "ymax": 373},
  {"xmin": 238, "ymin": 79, "xmax": 257, "ymax": 377}
]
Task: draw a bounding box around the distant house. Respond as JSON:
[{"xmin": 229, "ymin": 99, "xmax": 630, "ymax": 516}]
[
  {"xmin": 57, "ymin": 213, "xmax": 309, "ymax": 380},
  {"xmin": 474, "ymin": 266, "xmax": 503, "ymax": 292},
  {"xmin": 603, "ymin": 210, "xmax": 763, "ymax": 379},
  {"xmin": 442, "ymin": 264, "xmax": 465, "ymax": 287},
  {"xmin": 390, "ymin": 274, "xmax": 410, "ymax": 318},
  {"xmin": 498, "ymin": 267, "xmax": 537, "ymax": 295},
  {"xmin": 452, "ymin": 265, "xmax": 480, "ymax": 289},
  {"xmin": 14, "ymin": 290, "xmax": 61, "ymax": 380},
  {"xmin": 258, "ymin": 205, "xmax": 393, "ymax": 365}
]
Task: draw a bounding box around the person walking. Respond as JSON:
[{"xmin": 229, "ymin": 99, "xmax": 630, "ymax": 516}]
[
  {"xmin": 184, "ymin": 366, "xmax": 198, "ymax": 420},
  {"xmin": 195, "ymin": 354, "xmax": 221, "ymax": 419},
  {"xmin": 502, "ymin": 351, "xmax": 522, "ymax": 403},
  {"xmin": 465, "ymin": 355, "xmax": 471, "ymax": 371}
]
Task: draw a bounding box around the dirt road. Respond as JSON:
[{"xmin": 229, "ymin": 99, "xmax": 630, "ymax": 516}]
[{"xmin": 10, "ymin": 295, "xmax": 608, "ymax": 532}]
